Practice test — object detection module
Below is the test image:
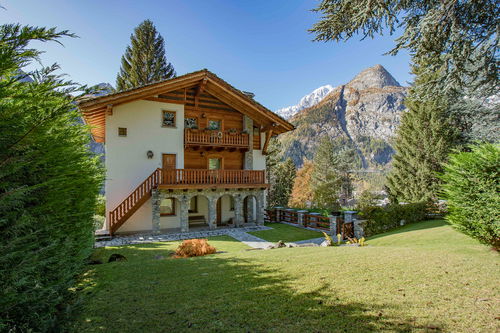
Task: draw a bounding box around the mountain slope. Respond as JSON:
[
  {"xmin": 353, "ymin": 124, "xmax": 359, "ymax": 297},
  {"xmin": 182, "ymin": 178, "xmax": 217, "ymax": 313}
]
[
  {"xmin": 278, "ymin": 65, "xmax": 407, "ymax": 169},
  {"xmin": 275, "ymin": 85, "xmax": 334, "ymax": 119}
]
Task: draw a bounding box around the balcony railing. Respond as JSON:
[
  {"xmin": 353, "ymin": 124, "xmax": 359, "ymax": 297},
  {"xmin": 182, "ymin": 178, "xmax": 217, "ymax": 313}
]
[
  {"xmin": 160, "ymin": 169, "xmax": 266, "ymax": 187},
  {"xmin": 184, "ymin": 128, "xmax": 249, "ymax": 148}
]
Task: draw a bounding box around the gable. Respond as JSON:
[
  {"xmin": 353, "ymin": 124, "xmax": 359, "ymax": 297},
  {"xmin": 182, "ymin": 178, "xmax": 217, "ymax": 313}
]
[{"xmin": 78, "ymin": 69, "xmax": 294, "ymax": 143}]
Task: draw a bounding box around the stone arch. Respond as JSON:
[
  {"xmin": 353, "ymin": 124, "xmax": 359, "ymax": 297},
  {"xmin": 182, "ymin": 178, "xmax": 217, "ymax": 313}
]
[
  {"xmin": 188, "ymin": 194, "xmax": 210, "ymax": 229},
  {"xmin": 243, "ymin": 194, "xmax": 258, "ymax": 224},
  {"xmin": 216, "ymin": 194, "xmax": 237, "ymax": 226}
]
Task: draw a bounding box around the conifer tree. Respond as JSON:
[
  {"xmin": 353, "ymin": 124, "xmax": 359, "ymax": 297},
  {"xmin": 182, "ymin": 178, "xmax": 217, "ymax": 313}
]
[
  {"xmin": 311, "ymin": 136, "xmax": 355, "ymax": 210},
  {"xmin": 116, "ymin": 20, "xmax": 175, "ymax": 91},
  {"xmin": 386, "ymin": 64, "xmax": 458, "ymax": 203},
  {"xmin": 268, "ymin": 157, "xmax": 296, "ymax": 208},
  {"xmin": 288, "ymin": 160, "xmax": 314, "ymax": 208}
]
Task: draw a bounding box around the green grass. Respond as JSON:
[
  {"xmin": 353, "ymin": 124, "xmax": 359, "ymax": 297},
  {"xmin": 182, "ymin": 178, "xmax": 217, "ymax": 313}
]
[
  {"xmin": 73, "ymin": 221, "xmax": 499, "ymax": 332},
  {"xmin": 248, "ymin": 222, "xmax": 324, "ymax": 242}
]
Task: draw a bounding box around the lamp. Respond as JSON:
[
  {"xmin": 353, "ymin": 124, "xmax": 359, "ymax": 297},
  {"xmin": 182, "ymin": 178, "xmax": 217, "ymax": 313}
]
[{"xmin": 147, "ymin": 150, "xmax": 154, "ymax": 159}]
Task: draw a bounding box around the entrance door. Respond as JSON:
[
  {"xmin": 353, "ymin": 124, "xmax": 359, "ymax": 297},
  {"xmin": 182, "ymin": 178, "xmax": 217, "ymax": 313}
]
[
  {"xmin": 162, "ymin": 154, "xmax": 176, "ymax": 170},
  {"xmin": 162, "ymin": 154, "xmax": 176, "ymax": 184}
]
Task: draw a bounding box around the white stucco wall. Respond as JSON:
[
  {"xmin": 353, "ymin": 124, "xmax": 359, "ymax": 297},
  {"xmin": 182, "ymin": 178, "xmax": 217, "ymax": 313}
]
[{"xmin": 105, "ymin": 100, "xmax": 184, "ymax": 232}]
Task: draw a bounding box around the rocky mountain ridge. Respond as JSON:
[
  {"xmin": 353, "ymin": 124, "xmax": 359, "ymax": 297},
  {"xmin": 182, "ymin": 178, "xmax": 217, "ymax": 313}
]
[{"xmin": 277, "ymin": 64, "xmax": 408, "ymax": 169}]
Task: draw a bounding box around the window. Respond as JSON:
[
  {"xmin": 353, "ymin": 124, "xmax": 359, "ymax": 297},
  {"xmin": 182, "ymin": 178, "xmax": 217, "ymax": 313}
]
[
  {"xmin": 184, "ymin": 117, "xmax": 198, "ymax": 129},
  {"xmin": 207, "ymin": 119, "xmax": 222, "ymax": 130},
  {"xmin": 162, "ymin": 110, "xmax": 176, "ymax": 127},
  {"xmin": 160, "ymin": 198, "xmax": 175, "ymax": 216},
  {"xmin": 118, "ymin": 127, "xmax": 127, "ymax": 137},
  {"xmin": 189, "ymin": 196, "xmax": 198, "ymax": 213},
  {"xmin": 208, "ymin": 157, "xmax": 222, "ymax": 170}
]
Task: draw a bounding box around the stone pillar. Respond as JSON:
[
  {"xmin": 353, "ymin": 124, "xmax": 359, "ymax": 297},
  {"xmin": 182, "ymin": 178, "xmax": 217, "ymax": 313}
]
[
  {"xmin": 243, "ymin": 115, "xmax": 253, "ymax": 170},
  {"xmin": 274, "ymin": 206, "xmax": 283, "ymax": 223},
  {"xmin": 152, "ymin": 189, "xmax": 161, "ymax": 234},
  {"xmin": 344, "ymin": 210, "xmax": 357, "ymax": 223},
  {"xmin": 234, "ymin": 195, "xmax": 243, "ymax": 227},
  {"xmin": 256, "ymin": 191, "xmax": 265, "ymax": 226},
  {"xmin": 297, "ymin": 210, "xmax": 308, "ymax": 227},
  {"xmin": 353, "ymin": 219, "xmax": 365, "ymax": 239},
  {"xmin": 246, "ymin": 196, "xmax": 255, "ymax": 224},
  {"xmin": 208, "ymin": 197, "xmax": 217, "ymax": 230},
  {"xmin": 329, "ymin": 215, "xmax": 338, "ymax": 236},
  {"xmin": 179, "ymin": 195, "xmax": 189, "ymax": 233}
]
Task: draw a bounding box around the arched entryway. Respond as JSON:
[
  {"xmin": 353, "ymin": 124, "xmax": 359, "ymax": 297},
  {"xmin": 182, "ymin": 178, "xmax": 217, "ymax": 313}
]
[
  {"xmin": 188, "ymin": 195, "xmax": 209, "ymax": 229},
  {"xmin": 216, "ymin": 194, "xmax": 235, "ymax": 226},
  {"xmin": 243, "ymin": 195, "xmax": 257, "ymax": 224}
]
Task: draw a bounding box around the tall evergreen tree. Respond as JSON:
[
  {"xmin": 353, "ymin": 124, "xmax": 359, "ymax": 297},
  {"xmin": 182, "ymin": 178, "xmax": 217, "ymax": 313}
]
[
  {"xmin": 386, "ymin": 64, "xmax": 459, "ymax": 203},
  {"xmin": 311, "ymin": 136, "xmax": 355, "ymax": 210},
  {"xmin": 268, "ymin": 158, "xmax": 297, "ymax": 207},
  {"xmin": 116, "ymin": 20, "xmax": 176, "ymax": 91}
]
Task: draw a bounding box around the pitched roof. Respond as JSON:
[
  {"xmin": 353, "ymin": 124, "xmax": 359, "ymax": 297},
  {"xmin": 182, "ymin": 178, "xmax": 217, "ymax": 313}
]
[{"xmin": 78, "ymin": 69, "xmax": 294, "ymax": 142}]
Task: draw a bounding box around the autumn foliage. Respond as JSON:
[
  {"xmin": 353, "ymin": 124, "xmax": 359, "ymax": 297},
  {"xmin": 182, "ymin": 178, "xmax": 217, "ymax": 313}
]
[
  {"xmin": 174, "ymin": 239, "xmax": 217, "ymax": 258},
  {"xmin": 288, "ymin": 160, "xmax": 314, "ymax": 208}
]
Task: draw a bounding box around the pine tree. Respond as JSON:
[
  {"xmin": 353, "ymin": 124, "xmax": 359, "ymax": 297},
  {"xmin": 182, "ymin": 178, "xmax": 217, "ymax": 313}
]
[
  {"xmin": 116, "ymin": 20, "xmax": 176, "ymax": 91},
  {"xmin": 268, "ymin": 158, "xmax": 296, "ymax": 208},
  {"xmin": 288, "ymin": 160, "xmax": 314, "ymax": 208},
  {"xmin": 311, "ymin": 136, "xmax": 356, "ymax": 210},
  {"xmin": 386, "ymin": 63, "xmax": 458, "ymax": 203},
  {"xmin": 310, "ymin": 0, "xmax": 499, "ymax": 98}
]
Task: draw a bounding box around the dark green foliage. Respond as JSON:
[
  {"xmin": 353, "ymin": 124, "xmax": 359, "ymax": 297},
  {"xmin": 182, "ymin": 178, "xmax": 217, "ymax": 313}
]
[
  {"xmin": 360, "ymin": 202, "xmax": 429, "ymax": 237},
  {"xmin": 386, "ymin": 94, "xmax": 458, "ymax": 203},
  {"xmin": 268, "ymin": 158, "xmax": 296, "ymax": 208},
  {"xmin": 116, "ymin": 19, "xmax": 176, "ymax": 91},
  {"xmin": 0, "ymin": 24, "xmax": 103, "ymax": 331},
  {"xmin": 310, "ymin": 0, "xmax": 499, "ymax": 98},
  {"xmin": 311, "ymin": 136, "xmax": 355, "ymax": 209},
  {"xmin": 440, "ymin": 144, "xmax": 500, "ymax": 249}
]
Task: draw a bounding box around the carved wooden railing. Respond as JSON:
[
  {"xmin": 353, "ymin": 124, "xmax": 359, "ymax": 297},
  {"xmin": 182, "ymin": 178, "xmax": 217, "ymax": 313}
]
[
  {"xmin": 161, "ymin": 169, "xmax": 265, "ymax": 186},
  {"xmin": 108, "ymin": 168, "xmax": 162, "ymax": 234},
  {"xmin": 184, "ymin": 129, "xmax": 249, "ymax": 148}
]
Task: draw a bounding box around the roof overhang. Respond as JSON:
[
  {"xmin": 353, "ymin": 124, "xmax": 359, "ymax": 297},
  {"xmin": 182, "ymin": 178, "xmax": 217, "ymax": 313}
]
[{"xmin": 78, "ymin": 69, "xmax": 294, "ymax": 143}]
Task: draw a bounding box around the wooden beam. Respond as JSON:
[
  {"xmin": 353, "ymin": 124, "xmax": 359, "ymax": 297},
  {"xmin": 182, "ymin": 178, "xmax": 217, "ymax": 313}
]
[
  {"xmin": 143, "ymin": 96, "xmax": 185, "ymax": 105},
  {"xmin": 262, "ymin": 129, "xmax": 273, "ymax": 155},
  {"xmin": 260, "ymin": 122, "xmax": 278, "ymax": 132}
]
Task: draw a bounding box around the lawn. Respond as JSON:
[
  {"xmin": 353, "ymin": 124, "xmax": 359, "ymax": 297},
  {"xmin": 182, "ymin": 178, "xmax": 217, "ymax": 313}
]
[
  {"xmin": 248, "ymin": 222, "xmax": 324, "ymax": 242},
  {"xmin": 72, "ymin": 221, "xmax": 499, "ymax": 332}
]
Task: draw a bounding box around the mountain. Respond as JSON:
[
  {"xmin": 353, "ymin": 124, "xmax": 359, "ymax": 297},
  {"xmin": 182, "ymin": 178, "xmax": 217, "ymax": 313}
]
[
  {"xmin": 276, "ymin": 85, "xmax": 334, "ymax": 119},
  {"xmin": 278, "ymin": 64, "xmax": 408, "ymax": 169}
]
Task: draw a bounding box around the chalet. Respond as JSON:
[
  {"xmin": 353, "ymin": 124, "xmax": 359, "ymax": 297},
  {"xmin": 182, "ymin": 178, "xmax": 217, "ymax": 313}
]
[{"xmin": 79, "ymin": 69, "xmax": 294, "ymax": 235}]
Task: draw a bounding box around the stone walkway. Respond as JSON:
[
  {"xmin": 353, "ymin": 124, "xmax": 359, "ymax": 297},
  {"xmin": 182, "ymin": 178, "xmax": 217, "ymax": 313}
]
[
  {"xmin": 94, "ymin": 225, "xmax": 272, "ymax": 248},
  {"xmin": 290, "ymin": 237, "xmax": 325, "ymax": 246},
  {"xmin": 228, "ymin": 231, "xmax": 275, "ymax": 249}
]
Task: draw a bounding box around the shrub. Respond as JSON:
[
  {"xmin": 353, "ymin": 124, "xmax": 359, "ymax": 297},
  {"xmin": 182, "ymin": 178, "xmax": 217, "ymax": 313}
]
[
  {"xmin": 440, "ymin": 143, "xmax": 500, "ymax": 249},
  {"xmin": 95, "ymin": 194, "xmax": 106, "ymax": 216},
  {"xmin": 0, "ymin": 25, "xmax": 103, "ymax": 331},
  {"xmin": 360, "ymin": 202, "xmax": 428, "ymax": 236},
  {"xmin": 175, "ymin": 239, "xmax": 217, "ymax": 258}
]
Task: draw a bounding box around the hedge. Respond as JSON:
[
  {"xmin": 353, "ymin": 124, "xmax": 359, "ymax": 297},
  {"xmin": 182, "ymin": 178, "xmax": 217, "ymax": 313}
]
[
  {"xmin": 359, "ymin": 202, "xmax": 429, "ymax": 237},
  {"xmin": 440, "ymin": 143, "xmax": 500, "ymax": 249}
]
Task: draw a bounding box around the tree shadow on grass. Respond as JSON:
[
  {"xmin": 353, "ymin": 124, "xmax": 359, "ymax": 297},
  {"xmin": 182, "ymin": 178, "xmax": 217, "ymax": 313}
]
[{"xmin": 74, "ymin": 245, "xmax": 442, "ymax": 332}]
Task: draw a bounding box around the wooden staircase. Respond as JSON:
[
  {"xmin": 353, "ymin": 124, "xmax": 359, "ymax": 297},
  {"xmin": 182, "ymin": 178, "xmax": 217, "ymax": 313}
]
[{"xmin": 108, "ymin": 168, "xmax": 162, "ymax": 235}]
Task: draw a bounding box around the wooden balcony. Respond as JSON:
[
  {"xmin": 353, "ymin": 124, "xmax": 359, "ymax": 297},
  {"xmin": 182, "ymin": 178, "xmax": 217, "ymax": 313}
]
[
  {"xmin": 184, "ymin": 128, "xmax": 249, "ymax": 150},
  {"xmin": 158, "ymin": 168, "xmax": 267, "ymax": 189}
]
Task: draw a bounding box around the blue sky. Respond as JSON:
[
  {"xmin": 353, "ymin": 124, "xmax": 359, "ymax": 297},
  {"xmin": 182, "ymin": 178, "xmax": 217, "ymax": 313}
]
[{"xmin": 1, "ymin": 0, "xmax": 412, "ymax": 110}]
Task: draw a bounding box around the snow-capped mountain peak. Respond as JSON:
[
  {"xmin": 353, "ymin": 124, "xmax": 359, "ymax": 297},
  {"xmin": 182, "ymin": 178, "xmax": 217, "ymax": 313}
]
[{"xmin": 275, "ymin": 84, "xmax": 334, "ymax": 119}]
